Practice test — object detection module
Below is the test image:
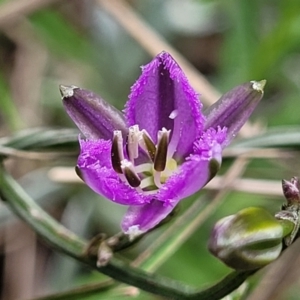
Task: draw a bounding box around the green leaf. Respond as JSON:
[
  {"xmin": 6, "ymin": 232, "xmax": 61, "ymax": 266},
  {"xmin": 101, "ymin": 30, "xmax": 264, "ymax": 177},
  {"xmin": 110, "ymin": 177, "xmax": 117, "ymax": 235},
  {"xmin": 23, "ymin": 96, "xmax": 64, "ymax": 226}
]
[
  {"xmin": 0, "ymin": 72, "xmax": 22, "ymax": 130},
  {"xmin": 1, "ymin": 128, "xmax": 79, "ymax": 151},
  {"xmin": 230, "ymin": 126, "xmax": 300, "ymax": 148},
  {"xmin": 29, "ymin": 9, "xmax": 94, "ymax": 62}
]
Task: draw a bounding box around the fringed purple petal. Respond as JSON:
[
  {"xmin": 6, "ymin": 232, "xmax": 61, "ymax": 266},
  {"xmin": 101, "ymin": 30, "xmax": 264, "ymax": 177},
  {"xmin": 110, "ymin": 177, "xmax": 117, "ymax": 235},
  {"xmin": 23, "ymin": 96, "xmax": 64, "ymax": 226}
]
[
  {"xmin": 121, "ymin": 127, "xmax": 225, "ymax": 235},
  {"xmin": 121, "ymin": 200, "xmax": 173, "ymax": 237},
  {"xmin": 77, "ymin": 138, "xmax": 151, "ymax": 205},
  {"xmin": 61, "ymin": 85, "xmax": 128, "ymax": 140},
  {"xmin": 125, "ymin": 52, "xmax": 204, "ymax": 159},
  {"xmin": 159, "ymin": 127, "xmax": 225, "ymax": 202},
  {"xmin": 204, "ymin": 80, "xmax": 266, "ymax": 148}
]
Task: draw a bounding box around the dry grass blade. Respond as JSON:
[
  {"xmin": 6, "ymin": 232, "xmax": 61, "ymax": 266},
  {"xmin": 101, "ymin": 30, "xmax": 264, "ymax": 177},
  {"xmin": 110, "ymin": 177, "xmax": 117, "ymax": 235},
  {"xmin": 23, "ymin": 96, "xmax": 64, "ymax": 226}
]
[
  {"xmin": 223, "ymin": 148, "xmax": 296, "ymax": 159},
  {"xmin": 0, "ymin": 146, "xmax": 75, "ymax": 160},
  {"xmin": 0, "ymin": 0, "xmax": 59, "ymax": 28},
  {"xmin": 3, "ymin": 19, "xmax": 48, "ymax": 127},
  {"xmin": 206, "ymin": 176, "xmax": 282, "ymax": 196}
]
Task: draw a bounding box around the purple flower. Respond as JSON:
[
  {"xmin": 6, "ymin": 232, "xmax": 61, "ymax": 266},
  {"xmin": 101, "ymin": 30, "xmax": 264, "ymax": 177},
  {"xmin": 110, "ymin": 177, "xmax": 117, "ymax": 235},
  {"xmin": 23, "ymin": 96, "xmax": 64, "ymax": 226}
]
[{"xmin": 61, "ymin": 52, "xmax": 265, "ymax": 238}]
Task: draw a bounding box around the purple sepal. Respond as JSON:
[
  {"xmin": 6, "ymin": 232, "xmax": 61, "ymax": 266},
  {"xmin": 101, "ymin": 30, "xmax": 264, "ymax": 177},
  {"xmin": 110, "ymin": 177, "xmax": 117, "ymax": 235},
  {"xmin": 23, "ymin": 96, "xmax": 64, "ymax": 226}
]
[
  {"xmin": 61, "ymin": 85, "xmax": 128, "ymax": 140},
  {"xmin": 204, "ymin": 80, "xmax": 266, "ymax": 147}
]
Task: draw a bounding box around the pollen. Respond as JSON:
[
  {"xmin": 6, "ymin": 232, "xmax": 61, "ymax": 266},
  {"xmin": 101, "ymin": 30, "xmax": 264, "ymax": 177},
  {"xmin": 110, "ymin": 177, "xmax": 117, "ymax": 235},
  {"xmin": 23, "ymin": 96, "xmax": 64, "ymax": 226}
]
[{"xmin": 160, "ymin": 158, "xmax": 178, "ymax": 183}]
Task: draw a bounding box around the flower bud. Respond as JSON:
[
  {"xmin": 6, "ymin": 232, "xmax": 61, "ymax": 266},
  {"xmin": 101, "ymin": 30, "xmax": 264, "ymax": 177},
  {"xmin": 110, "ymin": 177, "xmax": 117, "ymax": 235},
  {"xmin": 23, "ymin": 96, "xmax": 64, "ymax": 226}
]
[
  {"xmin": 208, "ymin": 207, "xmax": 289, "ymax": 270},
  {"xmin": 275, "ymin": 177, "xmax": 300, "ymax": 246},
  {"xmin": 282, "ymin": 177, "xmax": 300, "ymax": 205}
]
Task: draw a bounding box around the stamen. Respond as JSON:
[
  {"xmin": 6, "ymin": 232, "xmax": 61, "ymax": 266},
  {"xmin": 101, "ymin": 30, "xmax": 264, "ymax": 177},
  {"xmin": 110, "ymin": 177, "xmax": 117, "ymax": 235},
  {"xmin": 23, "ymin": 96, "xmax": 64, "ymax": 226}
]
[
  {"xmin": 140, "ymin": 130, "xmax": 156, "ymax": 162},
  {"xmin": 127, "ymin": 125, "xmax": 140, "ymax": 162},
  {"xmin": 153, "ymin": 171, "xmax": 162, "ymax": 188},
  {"xmin": 167, "ymin": 111, "xmax": 180, "ymax": 159},
  {"xmin": 121, "ymin": 159, "xmax": 141, "ymax": 188},
  {"xmin": 111, "ymin": 131, "xmax": 124, "ymax": 174},
  {"xmin": 154, "ymin": 128, "xmax": 170, "ymax": 171},
  {"xmin": 140, "ymin": 177, "xmax": 154, "ymax": 189},
  {"xmin": 134, "ymin": 163, "xmax": 152, "ymax": 174}
]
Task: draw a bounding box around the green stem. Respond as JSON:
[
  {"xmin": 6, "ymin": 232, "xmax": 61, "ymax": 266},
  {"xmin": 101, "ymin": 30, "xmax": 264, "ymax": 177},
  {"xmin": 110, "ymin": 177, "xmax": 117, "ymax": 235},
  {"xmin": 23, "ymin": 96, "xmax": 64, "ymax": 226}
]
[
  {"xmin": 279, "ymin": 219, "xmax": 295, "ymax": 238},
  {"xmin": 0, "ymin": 163, "xmax": 253, "ymax": 300},
  {"xmin": 33, "ymin": 280, "xmax": 115, "ymax": 300}
]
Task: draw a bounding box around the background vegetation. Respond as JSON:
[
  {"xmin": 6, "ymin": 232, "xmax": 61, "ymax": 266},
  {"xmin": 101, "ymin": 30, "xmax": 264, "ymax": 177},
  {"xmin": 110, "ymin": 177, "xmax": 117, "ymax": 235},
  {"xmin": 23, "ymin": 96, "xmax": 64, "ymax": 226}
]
[{"xmin": 0, "ymin": 0, "xmax": 300, "ymax": 299}]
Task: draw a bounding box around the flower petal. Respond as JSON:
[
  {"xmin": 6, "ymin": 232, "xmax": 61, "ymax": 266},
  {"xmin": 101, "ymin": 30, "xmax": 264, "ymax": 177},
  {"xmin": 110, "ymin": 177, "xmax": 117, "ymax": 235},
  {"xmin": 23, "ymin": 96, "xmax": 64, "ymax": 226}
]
[
  {"xmin": 61, "ymin": 85, "xmax": 128, "ymax": 140},
  {"xmin": 159, "ymin": 128, "xmax": 225, "ymax": 201},
  {"xmin": 122, "ymin": 156, "xmax": 211, "ymax": 237},
  {"xmin": 125, "ymin": 52, "xmax": 204, "ymax": 159},
  {"xmin": 121, "ymin": 200, "xmax": 172, "ymax": 238},
  {"xmin": 122, "ymin": 128, "xmax": 225, "ymax": 235},
  {"xmin": 77, "ymin": 138, "xmax": 150, "ymax": 205},
  {"xmin": 203, "ymin": 80, "xmax": 266, "ymax": 147},
  {"xmin": 122, "ymin": 158, "xmax": 217, "ymax": 235}
]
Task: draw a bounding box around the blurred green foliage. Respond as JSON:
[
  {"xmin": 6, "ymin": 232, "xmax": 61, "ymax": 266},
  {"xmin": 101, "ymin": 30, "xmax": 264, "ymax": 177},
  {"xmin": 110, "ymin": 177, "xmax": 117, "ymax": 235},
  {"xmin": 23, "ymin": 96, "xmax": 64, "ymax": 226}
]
[{"xmin": 0, "ymin": 0, "xmax": 300, "ymax": 299}]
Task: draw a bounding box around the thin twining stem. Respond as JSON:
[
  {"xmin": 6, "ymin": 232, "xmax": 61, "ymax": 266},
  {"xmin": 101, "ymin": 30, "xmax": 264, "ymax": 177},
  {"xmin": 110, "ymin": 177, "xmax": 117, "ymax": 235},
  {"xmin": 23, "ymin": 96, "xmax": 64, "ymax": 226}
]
[
  {"xmin": 0, "ymin": 0, "xmax": 59, "ymax": 28},
  {"xmin": 0, "ymin": 162, "xmax": 255, "ymax": 300}
]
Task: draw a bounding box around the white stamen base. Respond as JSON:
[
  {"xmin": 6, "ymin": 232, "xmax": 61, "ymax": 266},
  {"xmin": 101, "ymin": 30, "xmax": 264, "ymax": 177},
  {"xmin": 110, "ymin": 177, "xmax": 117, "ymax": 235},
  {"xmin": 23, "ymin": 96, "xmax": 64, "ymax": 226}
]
[{"xmin": 128, "ymin": 125, "xmax": 140, "ymax": 161}]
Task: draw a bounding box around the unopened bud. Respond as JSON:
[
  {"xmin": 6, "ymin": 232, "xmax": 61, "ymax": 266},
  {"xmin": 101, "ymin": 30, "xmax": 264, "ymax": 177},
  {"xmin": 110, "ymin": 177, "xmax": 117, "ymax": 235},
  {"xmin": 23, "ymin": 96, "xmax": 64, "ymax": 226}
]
[
  {"xmin": 282, "ymin": 177, "xmax": 300, "ymax": 205},
  {"xmin": 209, "ymin": 207, "xmax": 292, "ymax": 270},
  {"xmin": 276, "ymin": 177, "xmax": 300, "ymax": 246}
]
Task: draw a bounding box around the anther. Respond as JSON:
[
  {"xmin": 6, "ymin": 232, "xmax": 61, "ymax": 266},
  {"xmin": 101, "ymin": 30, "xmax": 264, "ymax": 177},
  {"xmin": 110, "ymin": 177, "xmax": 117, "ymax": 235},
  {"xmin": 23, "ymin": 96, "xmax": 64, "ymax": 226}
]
[
  {"xmin": 121, "ymin": 160, "xmax": 141, "ymax": 188},
  {"xmin": 111, "ymin": 131, "xmax": 124, "ymax": 174},
  {"xmin": 141, "ymin": 130, "xmax": 156, "ymax": 162},
  {"xmin": 154, "ymin": 128, "xmax": 170, "ymax": 172},
  {"xmin": 127, "ymin": 125, "xmax": 140, "ymax": 162}
]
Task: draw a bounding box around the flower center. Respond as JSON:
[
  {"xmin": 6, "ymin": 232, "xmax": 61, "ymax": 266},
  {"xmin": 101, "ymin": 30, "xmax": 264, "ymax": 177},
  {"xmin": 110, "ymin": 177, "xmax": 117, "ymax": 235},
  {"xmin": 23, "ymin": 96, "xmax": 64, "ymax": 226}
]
[{"xmin": 111, "ymin": 125, "xmax": 178, "ymax": 193}]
